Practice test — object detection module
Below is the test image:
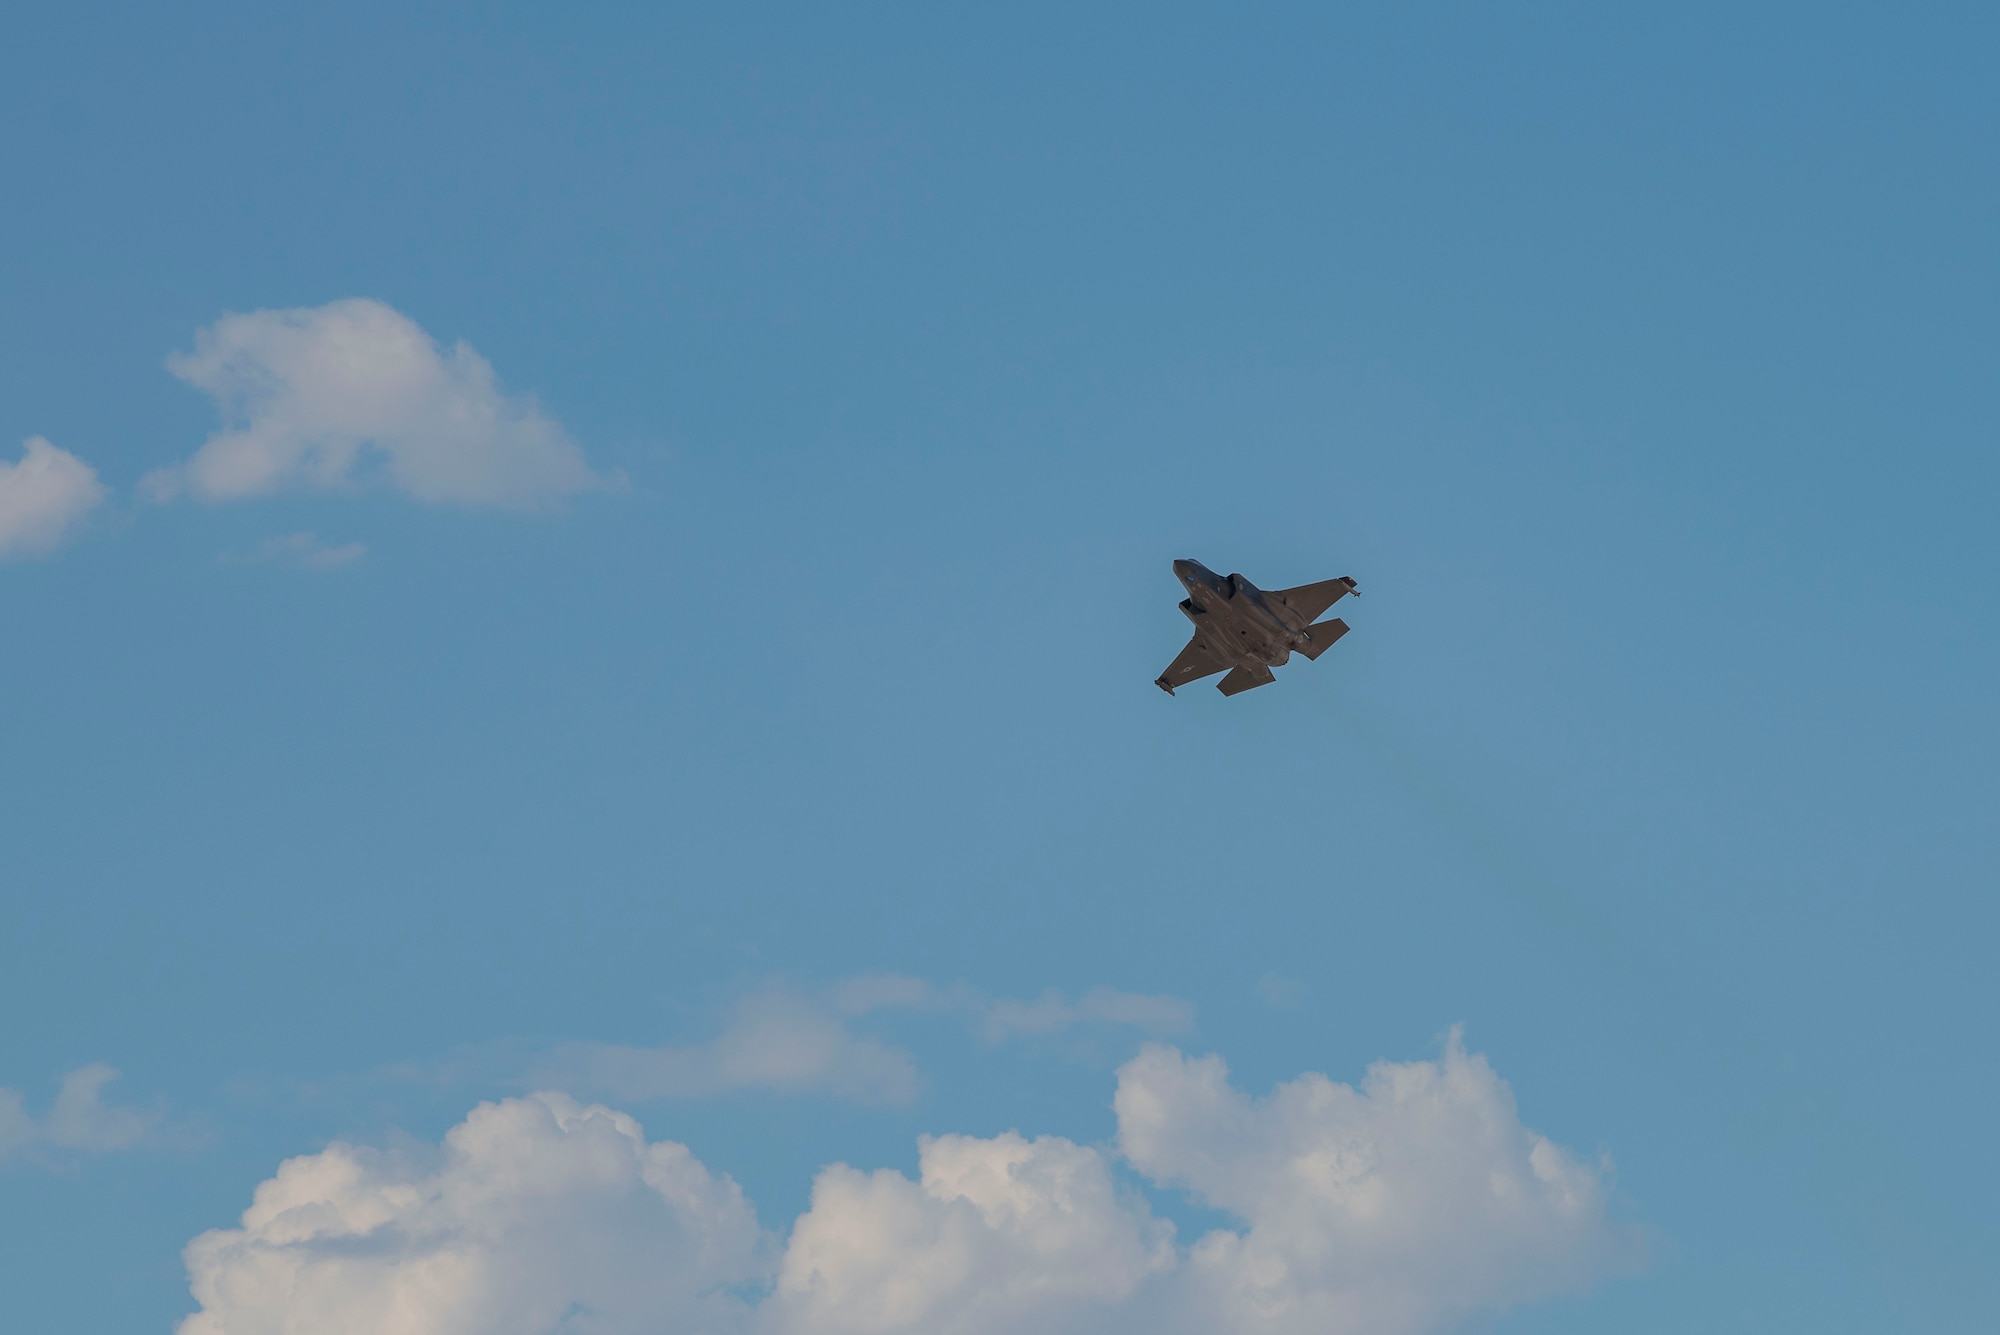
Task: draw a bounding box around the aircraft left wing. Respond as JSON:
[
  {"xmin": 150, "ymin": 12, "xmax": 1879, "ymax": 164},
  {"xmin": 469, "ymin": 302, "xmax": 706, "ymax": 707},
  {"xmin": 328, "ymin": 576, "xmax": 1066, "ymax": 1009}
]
[{"xmin": 1155, "ymin": 634, "xmax": 1228, "ymax": 694}]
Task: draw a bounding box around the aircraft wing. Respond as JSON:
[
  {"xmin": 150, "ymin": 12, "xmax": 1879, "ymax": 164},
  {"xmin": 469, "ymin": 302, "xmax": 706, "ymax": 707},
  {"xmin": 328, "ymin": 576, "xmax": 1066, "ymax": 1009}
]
[
  {"xmin": 1217, "ymin": 663, "xmax": 1277, "ymax": 695},
  {"xmin": 1267, "ymin": 576, "xmax": 1357, "ymax": 625},
  {"xmin": 1155, "ymin": 634, "xmax": 1229, "ymax": 694}
]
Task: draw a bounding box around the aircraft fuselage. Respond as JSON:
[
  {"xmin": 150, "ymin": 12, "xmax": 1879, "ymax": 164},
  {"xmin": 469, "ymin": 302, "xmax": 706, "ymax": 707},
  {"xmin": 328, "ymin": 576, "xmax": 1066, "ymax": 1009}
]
[
  {"xmin": 1173, "ymin": 559, "xmax": 1312, "ymax": 667},
  {"xmin": 1156, "ymin": 559, "xmax": 1358, "ymax": 696}
]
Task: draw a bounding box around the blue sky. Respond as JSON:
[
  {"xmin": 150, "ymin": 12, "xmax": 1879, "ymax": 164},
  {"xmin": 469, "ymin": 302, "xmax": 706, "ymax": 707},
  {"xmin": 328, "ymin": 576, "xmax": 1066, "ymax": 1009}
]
[{"xmin": 3, "ymin": 3, "xmax": 1996, "ymax": 1331}]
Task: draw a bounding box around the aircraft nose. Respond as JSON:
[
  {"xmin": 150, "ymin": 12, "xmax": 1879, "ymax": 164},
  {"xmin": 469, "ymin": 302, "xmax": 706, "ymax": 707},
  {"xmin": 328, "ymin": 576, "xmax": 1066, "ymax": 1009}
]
[{"xmin": 1173, "ymin": 559, "xmax": 1199, "ymax": 581}]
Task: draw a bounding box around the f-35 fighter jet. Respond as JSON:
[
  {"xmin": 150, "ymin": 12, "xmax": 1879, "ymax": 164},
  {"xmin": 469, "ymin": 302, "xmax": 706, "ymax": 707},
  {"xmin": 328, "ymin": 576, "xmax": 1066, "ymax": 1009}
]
[{"xmin": 1155, "ymin": 559, "xmax": 1359, "ymax": 696}]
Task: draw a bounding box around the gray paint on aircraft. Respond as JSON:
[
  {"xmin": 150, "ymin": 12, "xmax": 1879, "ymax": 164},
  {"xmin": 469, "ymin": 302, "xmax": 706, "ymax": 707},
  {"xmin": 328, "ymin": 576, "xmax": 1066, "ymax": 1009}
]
[{"xmin": 1155, "ymin": 559, "xmax": 1358, "ymax": 696}]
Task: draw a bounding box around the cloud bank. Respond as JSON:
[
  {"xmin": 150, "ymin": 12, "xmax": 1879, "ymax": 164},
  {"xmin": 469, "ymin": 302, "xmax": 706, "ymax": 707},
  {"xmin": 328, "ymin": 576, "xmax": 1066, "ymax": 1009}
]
[
  {"xmin": 0, "ymin": 1065, "xmax": 155, "ymax": 1160},
  {"xmin": 145, "ymin": 299, "xmax": 605, "ymax": 508},
  {"xmin": 0, "ymin": 437, "xmax": 104, "ymax": 558},
  {"xmin": 182, "ymin": 1036, "xmax": 1634, "ymax": 1335}
]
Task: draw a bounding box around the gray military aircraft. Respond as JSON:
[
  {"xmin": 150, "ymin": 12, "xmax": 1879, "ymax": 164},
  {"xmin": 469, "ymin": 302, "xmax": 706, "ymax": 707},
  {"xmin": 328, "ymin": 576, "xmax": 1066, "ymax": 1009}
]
[{"xmin": 1155, "ymin": 559, "xmax": 1359, "ymax": 696}]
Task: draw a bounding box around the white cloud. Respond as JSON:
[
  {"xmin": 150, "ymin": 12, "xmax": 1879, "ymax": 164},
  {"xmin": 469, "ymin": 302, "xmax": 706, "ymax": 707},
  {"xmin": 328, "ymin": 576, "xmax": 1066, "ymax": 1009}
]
[
  {"xmin": 0, "ymin": 436, "xmax": 105, "ymax": 558},
  {"xmin": 769, "ymin": 1132, "xmax": 1175, "ymax": 1335},
  {"xmin": 144, "ymin": 299, "xmax": 606, "ymax": 508},
  {"xmin": 1115, "ymin": 1031, "xmax": 1631, "ymax": 1335},
  {"xmin": 179, "ymin": 1092, "xmax": 767, "ymax": 1335},
  {"xmin": 252, "ymin": 532, "xmax": 367, "ymax": 571},
  {"xmin": 0, "ymin": 1065, "xmax": 155, "ymax": 1159},
  {"xmin": 182, "ymin": 1037, "xmax": 1635, "ymax": 1335}
]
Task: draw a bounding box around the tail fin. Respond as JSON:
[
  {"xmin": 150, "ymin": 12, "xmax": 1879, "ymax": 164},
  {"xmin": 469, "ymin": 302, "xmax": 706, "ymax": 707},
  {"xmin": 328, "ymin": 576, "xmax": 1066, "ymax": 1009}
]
[{"xmin": 1297, "ymin": 618, "xmax": 1349, "ymax": 660}]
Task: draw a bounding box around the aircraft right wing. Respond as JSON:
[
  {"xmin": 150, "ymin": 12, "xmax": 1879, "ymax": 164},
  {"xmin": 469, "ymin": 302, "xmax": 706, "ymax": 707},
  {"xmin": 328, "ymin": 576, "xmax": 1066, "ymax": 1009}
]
[
  {"xmin": 1155, "ymin": 634, "xmax": 1228, "ymax": 694},
  {"xmin": 1217, "ymin": 663, "xmax": 1277, "ymax": 695},
  {"xmin": 1267, "ymin": 576, "xmax": 1358, "ymax": 625}
]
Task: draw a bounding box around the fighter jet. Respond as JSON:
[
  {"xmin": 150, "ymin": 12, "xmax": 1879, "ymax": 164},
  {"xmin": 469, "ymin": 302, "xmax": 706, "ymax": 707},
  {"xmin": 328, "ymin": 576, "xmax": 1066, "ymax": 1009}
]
[{"xmin": 1155, "ymin": 559, "xmax": 1359, "ymax": 696}]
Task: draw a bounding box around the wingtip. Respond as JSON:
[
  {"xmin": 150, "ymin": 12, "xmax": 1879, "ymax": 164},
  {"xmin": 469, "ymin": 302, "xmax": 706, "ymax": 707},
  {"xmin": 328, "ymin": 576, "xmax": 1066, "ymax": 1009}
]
[{"xmin": 1155, "ymin": 677, "xmax": 1175, "ymax": 696}]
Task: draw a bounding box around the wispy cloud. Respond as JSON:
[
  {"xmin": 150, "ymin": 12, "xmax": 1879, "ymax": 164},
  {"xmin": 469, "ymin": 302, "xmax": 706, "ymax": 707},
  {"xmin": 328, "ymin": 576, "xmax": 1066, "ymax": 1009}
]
[
  {"xmin": 251, "ymin": 531, "xmax": 367, "ymax": 571},
  {"xmin": 827, "ymin": 974, "xmax": 1195, "ymax": 1037},
  {"xmin": 1256, "ymin": 972, "xmax": 1307, "ymax": 1009},
  {"xmin": 0, "ymin": 1065, "xmax": 156, "ymax": 1161},
  {"xmin": 144, "ymin": 298, "xmax": 610, "ymax": 509},
  {"xmin": 539, "ymin": 992, "xmax": 923, "ymax": 1106},
  {"xmin": 0, "ymin": 437, "xmax": 104, "ymax": 559},
  {"xmin": 980, "ymin": 986, "xmax": 1194, "ymax": 1041},
  {"xmin": 419, "ymin": 978, "xmax": 1197, "ymax": 1109}
]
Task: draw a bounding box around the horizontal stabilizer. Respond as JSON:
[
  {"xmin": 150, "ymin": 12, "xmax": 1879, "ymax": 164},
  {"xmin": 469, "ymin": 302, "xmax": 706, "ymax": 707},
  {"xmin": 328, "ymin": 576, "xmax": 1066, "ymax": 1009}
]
[
  {"xmin": 1217, "ymin": 663, "xmax": 1276, "ymax": 696},
  {"xmin": 1267, "ymin": 576, "xmax": 1358, "ymax": 626},
  {"xmin": 1297, "ymin": 617, "xmax": 1349, "ymax": 660}
]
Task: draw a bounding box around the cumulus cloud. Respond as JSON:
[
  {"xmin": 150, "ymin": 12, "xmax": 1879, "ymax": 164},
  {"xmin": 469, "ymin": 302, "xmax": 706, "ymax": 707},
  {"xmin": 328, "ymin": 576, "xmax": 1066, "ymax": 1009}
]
[
  {"xmin": 0, "ymin": 1065, "xmax": 155, "ymax": 1160},
  {"xmin": 770, "ymin": 1132, "xmax": 1175, "ymax": 1335},
  {"xmin": 0, "ymin": 436, "xmax": 104, "ymax": 558},
  {"xmin": 144, "ymin": 299, "xmax": 606, "ymax": 508},
  {"xmin": 180, "ymin": 1092, "xmax": 766, "ymax": 1335},
  {"xmin": 182, "ymin": 1037, "xmax": 1636, "ymax": 1335},
  {"xmin": 1116, "ymin": 1032, "xmax": 1628, "ymax": 1334}
]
